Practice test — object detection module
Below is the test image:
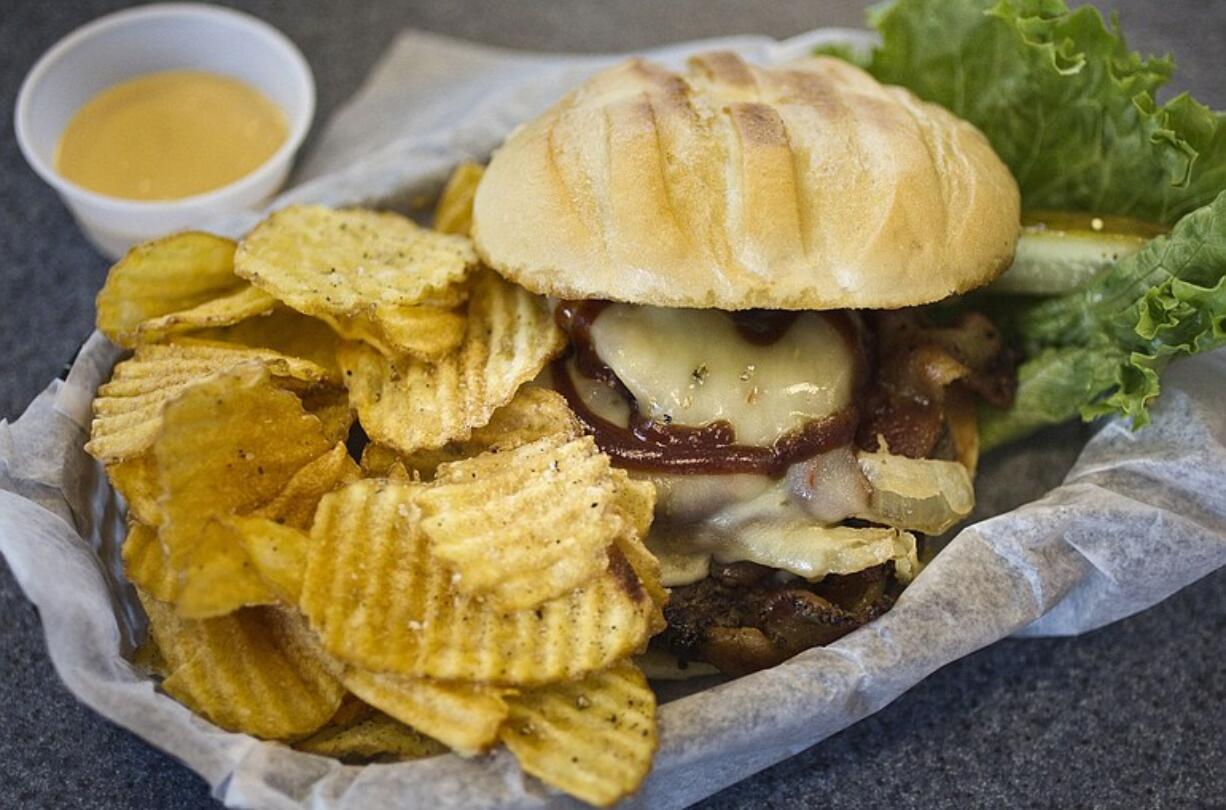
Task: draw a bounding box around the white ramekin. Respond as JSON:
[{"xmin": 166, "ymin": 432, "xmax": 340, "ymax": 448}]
[{"xmin": 14, "ymin": 3, "xmax": 315, "ymax": 259}]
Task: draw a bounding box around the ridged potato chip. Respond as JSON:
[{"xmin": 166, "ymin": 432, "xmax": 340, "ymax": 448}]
[
  {"xmin": 341, "ymin": 669, "xmax": 509, "ymax": 756},
  {"xmin": 138, "ymin": 592, "xmax": 344, "ymax": 739},
  {"xmin": 124, "ymin": 446, "xmax": 350, "ymax": 614},
  {"xmin": 301, "ymin": 479, "xmax": 655, "ymax": 685},
  {"xmin": 154, "ymin": 366, "xmax": 334, "ymax": 616},
  {"xmin": 173, "ymin": 518, "xmax": 280, "ymax": 618},
  {"xmin": 273, "ymin": 606, "xmax": 510, "ymax": 755},
  {"xmin": 295, "ymin": 708, "xmax": 446, "ymax": 762},
  {"xmin": 395, "ymin": 386, "xmax": 582, "ymax": 478},
  {"xmin": 501, "ymin": 660, "xmax": 657, "ymax": 807},
  {"xmin": 434, "ymin": 162, "xmax": 484, "ymax": 236},
  {"xmin": 125, "ymin": 512, "xmax": 281, "ymax": 617},
  {"xmin": 417, "ymin": 436, "xmax": 621, "ymax": 609},
  {"xmin": 194, "ymin": 306, "xmax": 344, "ymax": 380},
  {"xmin": 609, "ymin": 471, "xmax": 656, "ymax": 540},
  {"xmin": 97, "ymin": 232, "xmax": 241, "ymax": 348},
  {"xmin": 87, "ymin": 340, "xmax": 333, "ymax": 464},
  {"xmin": 228, "ymin": 516, "xmax": 315, "ymax": 604},
  {"xmin": 135, "ymin": 285, "xmax": 278, "ymax": 343},
  {"xmin": 123, "ymin": 521, "xmax": 177, "ymax": 602},
  {"xmin": 359, "ymin": 443, "xmax": 406, "ymax": 478},
  {"xmin": 108, "ymin": 454, "xmax": 161, "ymax": 525},
  {"xmin": 300, "ymin": 388, "xmax": 355, "ymax": 447},
  {"xmin": 614, "ymin": 531, "xmax": 667, "ymax": 636},
  {"xmin": 608, "ymin": 473, "xmax": 667, "ymax": 623},
  {"xmin": 137, "ymin": 588, "xmax": 198, "ymax": 669},
  {"xmin": 254, "ymin": 442, "xmax": 360, "ymax": 531},
  {"xmin": 234, "ymin": 205, "xmax": 476, "ymax": 317},
  {"xmin": 324, "ymin": 304, "xmax": 468, "ymax": 361},
  {"xmin": 464, "ymin": 386, "xmax": 581, "ymax": 449},
  {"xmin": 131, "ymin": 637, "xmax": 168, "ymax": 677},
  {"xmin": 339, "ymin": 271, "xmax": 565, "ymax": 455},
  {"xmin": 155, "ymin": 365, "xmax": 334, "ymax": 549},
  {"xmin": 325, "ymin": 695, "xmax": 370, "ymax": 728}
]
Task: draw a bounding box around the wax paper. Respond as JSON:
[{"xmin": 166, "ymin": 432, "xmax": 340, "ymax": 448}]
[{"xmin": 3, "ymin": 27, "xmax": 1226, "ymax": 810}]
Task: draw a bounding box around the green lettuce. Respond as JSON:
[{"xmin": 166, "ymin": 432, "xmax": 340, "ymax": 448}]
[
  {"xmin": 826, "ymin": 0, "xmax": 1226, "ymax": 446},
  {"xmin": 980, "ymin": 192, "xmax": 1226, "ymax": 448},
  {"xmin": 860, "ymin": 0, "xmax": 1226, "ymax": 224}
]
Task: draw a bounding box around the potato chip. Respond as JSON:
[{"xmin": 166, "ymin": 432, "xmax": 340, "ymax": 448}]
[
  {"xmin": 228, "ymin": 516, "xmax": 314, "ymax": 604},
  {"xmin": 613, "ymin": 534, "xmax": 667, "ymax": 636},
  {"xmin": 359, "ymin": 443, "xmax": 406, "ymax": 478},
  {"xmin": 138, "ymin": 592, "xmax": 344, "ymax": 739},
  {"xmin": 434, "ymin": 162, "xmax": 484, "ymax": 236},
  {"xmin": 107, "ymin": 454, "xmax": 161, "ymax": 525},
  {"xmin": 339, "ymin": 271, "xmax": 565, "ymax": 455},
  {"xmin": 417, "ymin": 436, "xmax": 621, "ymax": 609},
  {"xmin": 87, "ymin": 340, "xmax": 333, "ymax": 464},
  {"xmin": 135, "ymin": 285, "xmax": 278, "ymax": 343},
  {"xmin": 254, "ymin": 442, "xmax": 360, "ymax": 530},
  {"xmin": 609, "ymin": 471, "xmax": 656, "ymax": 541},
  {"xmin": 341, "ymin": 669, "xmax": 509, "ymax": 756},
  {"xmin": 155, "ymin": 364, "xmax": 333, "ymax": 548},
  {"xmin": 172, "ymin": 518, "xmax": 279, "ymax": 618},
  {"xmin": 297, "ymin": 388, "xmax": 353, "ymax": 447},
  {"xmin": 123, "ymin": 521, "xmax": 177, "ymax": 602},
  {"xmin": 97, "ymin": 232, "xmax": 240, "ymax": 348},
  {"xmin": 501, "ymin": 660, "xmax": 657, "ymax": 807},
  {"xmin": 270, "ymin": 605, "xmax": 508, "ymax": 754},
  {"xmin": 398, "ymin": 386, "xmax": 582, "ymax": 477},
  {"xmin": 296, "ymin": 709, "xmax": 446, "ymax": 762},
  {"xmin": 154, "ymin": 366, "xmax": 334, "ymax": 616},
  {"xmin": 608, "ymin": 472, "xmax": 667, "ymax": 623},
  {"xmin": 384, "ymin": 462, "xmax": 415, "ymax": 482},
  {"xmin": 137, "ymin": 588, "xmax": 197, "ymax": 669},
  {"xmin": 131, "ymin": 637, "xmax": 168, "ymax": 677},
  {"xmin": 234, "ymin": 205, "xmax": 476, "ymax": 318},
  {"xmin": 301, "ymin": 479, "xmax": 655, "ymax": 685},
  {"xmin": 323, "ymin": 304, "xmax": 467, "ymax": 361},
  {"xmin": 326, "ymin": 695, "xmax": 372, "ymax": 728},
  {"xmin": 194, "ymin": 306, "xmax": 344, "ymax": 380}
]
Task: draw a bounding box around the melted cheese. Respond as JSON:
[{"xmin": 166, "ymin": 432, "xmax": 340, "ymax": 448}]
[
  {"xmin": 588, "ymin": 305, "xmax": 854, "ymax": 446},
  {"xmin": 643, "ymin": 449, "xmax": 974, "ymax": 584},
  {"xmin": 649, "ymin": 513, "xmax": 918, "ymax": 585},
  {"xmin": 554, "ymin": 303, "xmax": 968, "ymax": 584}
]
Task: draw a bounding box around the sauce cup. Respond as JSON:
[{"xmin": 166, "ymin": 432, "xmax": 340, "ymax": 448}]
[{"xmin": 14, "ymin": 3, "xmax": 315, "ymax": 259}]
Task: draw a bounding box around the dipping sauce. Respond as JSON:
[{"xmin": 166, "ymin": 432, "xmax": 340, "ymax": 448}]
[{"xmin": 55, "ymin": 70, "xmax": 287, "ymax": 200}]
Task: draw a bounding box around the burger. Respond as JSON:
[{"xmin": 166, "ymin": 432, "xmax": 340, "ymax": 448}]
[{"xmin": 470, "ymin": 52, "xmax": 1021, "ymax": 676}]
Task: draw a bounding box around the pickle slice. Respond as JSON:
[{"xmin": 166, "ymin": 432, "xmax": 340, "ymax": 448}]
[{"xmin": 990, "ymin": 211, "xmax": 1167, "ymax": 295}]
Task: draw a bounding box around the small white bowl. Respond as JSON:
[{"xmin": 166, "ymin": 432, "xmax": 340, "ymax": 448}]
[{"xmin": 14, "ymin": 3, "xmax": 315, "ymax": 259}]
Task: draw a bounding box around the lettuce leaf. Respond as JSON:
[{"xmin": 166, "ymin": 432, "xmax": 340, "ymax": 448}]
[
  {"xmin": 827, "ymin": 0, "xmax": 1226, "ymax": 445},
  {"xmin": 859, "ymin": 0, "xmax": 1226, "ymax": 225},
  {"xmin": 980, "ymin": 191, "xmax": 1226, "ymax": 449}
]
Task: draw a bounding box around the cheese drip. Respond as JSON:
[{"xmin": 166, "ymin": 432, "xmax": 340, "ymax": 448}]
[{"xmin": 588, "ymin": 304, "xmax": 855, "ymax": 446}]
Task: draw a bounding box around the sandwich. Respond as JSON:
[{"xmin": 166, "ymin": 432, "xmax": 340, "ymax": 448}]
[
  {"xmin": 78, "ymin": 1, "xmax": 1226, "ymax": 799},
  {"xmin": 472, "ymin": 52, "xmax": 1022, "ymax": 674}
]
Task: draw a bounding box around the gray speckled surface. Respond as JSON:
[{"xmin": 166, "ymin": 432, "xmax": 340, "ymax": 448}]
[{"xmin": 2, "ymin": 1, "xmax": 1224, "ymax": 808}]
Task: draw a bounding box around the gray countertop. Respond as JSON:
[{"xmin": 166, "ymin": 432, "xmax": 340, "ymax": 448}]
[{"xmin": 2, "ymin": 1, "xmax": 1224, "ymax": 808}]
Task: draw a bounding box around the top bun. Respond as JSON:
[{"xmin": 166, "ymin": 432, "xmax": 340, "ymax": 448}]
[{"xmin": 472, "ymin": 52, "xmax": 1020, "ymax": 311}]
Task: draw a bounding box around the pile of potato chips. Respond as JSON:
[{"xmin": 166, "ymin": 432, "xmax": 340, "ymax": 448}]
[{"xmin": 87, "ymin": 164, "xmax": 666, "ymax": 807}]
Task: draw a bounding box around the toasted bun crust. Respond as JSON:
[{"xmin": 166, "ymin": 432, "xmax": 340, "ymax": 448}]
[{"xmin": 473, "ymin": 53, "xmax": 1020, "ymax": 310}]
